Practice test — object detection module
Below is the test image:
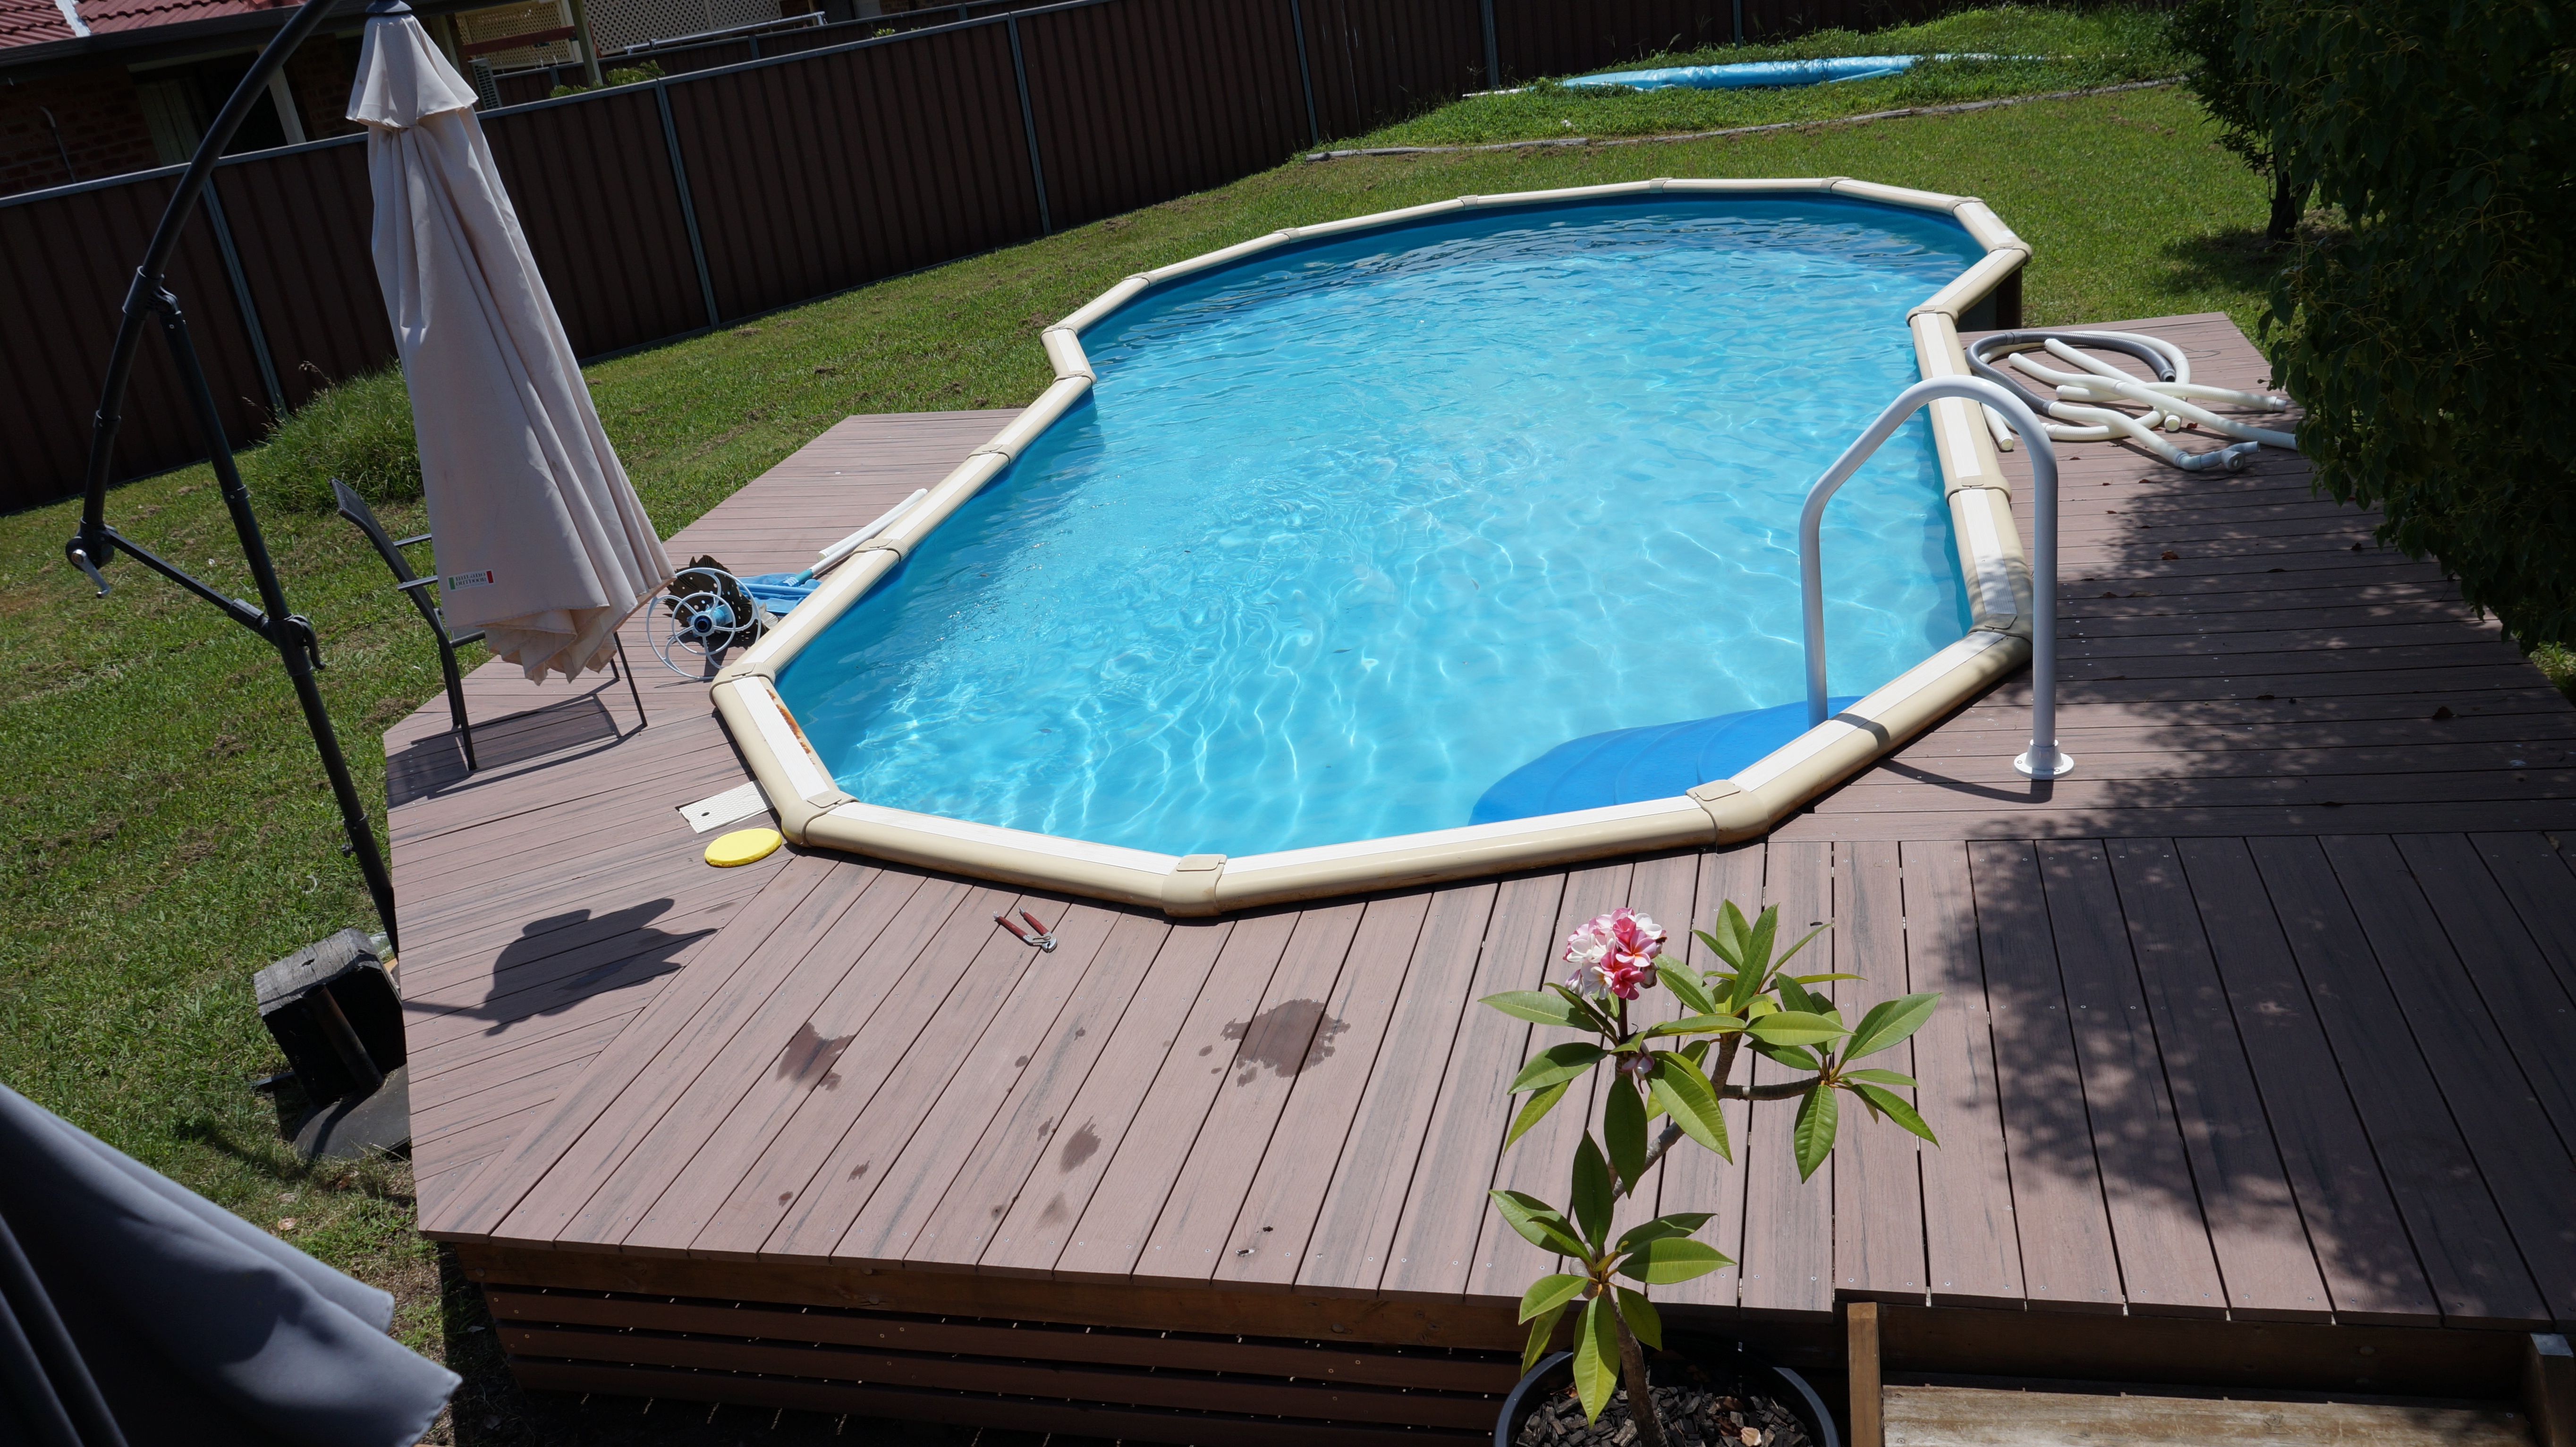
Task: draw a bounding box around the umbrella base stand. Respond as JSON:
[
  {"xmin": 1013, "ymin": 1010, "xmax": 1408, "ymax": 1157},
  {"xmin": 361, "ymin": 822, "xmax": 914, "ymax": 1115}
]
[{"xmin": 293, "ymin": 1065, "xmax": 410, "ymax": 1163}]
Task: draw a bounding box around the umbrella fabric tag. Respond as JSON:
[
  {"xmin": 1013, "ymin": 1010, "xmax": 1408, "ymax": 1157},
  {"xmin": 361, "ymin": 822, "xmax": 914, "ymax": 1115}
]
[{"xmin": 444, "ymin": 570, "xmax": 495, "ymax": 590}]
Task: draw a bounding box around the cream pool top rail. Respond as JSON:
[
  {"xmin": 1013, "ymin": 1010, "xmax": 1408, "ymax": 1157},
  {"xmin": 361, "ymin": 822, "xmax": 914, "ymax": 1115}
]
[{"xmin": 711, "ymin": 177, "xmax": 2037, "ymax": 916}]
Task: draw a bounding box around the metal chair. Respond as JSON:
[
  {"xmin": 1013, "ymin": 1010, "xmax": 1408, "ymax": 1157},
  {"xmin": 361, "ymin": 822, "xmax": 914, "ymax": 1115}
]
[{"xmin": 333, "ymin": 477, "xmax": 644, "ymax": 773}]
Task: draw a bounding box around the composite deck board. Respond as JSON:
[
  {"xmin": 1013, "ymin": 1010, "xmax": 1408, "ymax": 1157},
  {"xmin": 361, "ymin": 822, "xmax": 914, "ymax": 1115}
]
[
  {"xmin": 1212, "ymin": 892, "xmax": 1435, "ymax": 1288},
  {"xmin": 1895, "ymin": 840, "xmax": 2025, "ymax": 1309},
  {"xmin": 1654, "ymin": 845, "xmax": 1765, "ymax": 1311},
  {"xmin": 1144, "ymin": 898, "xmax": 1391, "ymax": 1284},
  {"xmin": 1967, "ymin": 841, "xmax": 2127, "ymax": 1313},
  {"xmin": 1045, "ymin": 911, "xmax": 1304, "ymax": 1283},
  {"xmin": 1465, "ymin": 864, "xmax": 1631, "ymax": 1304},
  {"xmin": 1287, "ymin": 883, "xmax": 1501, "ymax": 1296},
  {"xmin": 661, "ymin": 875, "xmax": 1006, "ymax": 1255},
  {"xmin": 1736, "ymin": 841, "xmax": 1837, "ymax": 1317},
  {"xmin": 892, "ymin": 912, "xmax": 1191, "ymax": 1268},
  {"xmin": 2101, "ymin": 840, "xmax": 2334, "ymax": 1322},
  {"xmin": 972, "ymin": 918, "xmax": 1240, "ymax": 1277},
  {"xmin": 395, "ymin": 330, "xmax": 2576, "ymax": 1436},
  {"xmin": 1831, "ymin": 839, "xmax": 1929, "ymax": 1303},
  {"xmin": 1378, "ymin": 871, "xmax": 1568, "ymax": 1301},
  {"xmin": 2032, "ymin": 840, "xmax": 2228, "ymax": 1317},
  {"xmin": 2169, "ymin": 838, "xmax": 2442, "ymax": 1325},
  {"xmin": 2315, "ymin": 836, "xmax": 2576, "ymax": 1322},
  {"xmin": 2246, "ymin": 837, "xmax": 2553, "ymax": 1327},
  {"xmin": 826, "ymin": 900, "xmax": 1148, "ymax": 1265}
]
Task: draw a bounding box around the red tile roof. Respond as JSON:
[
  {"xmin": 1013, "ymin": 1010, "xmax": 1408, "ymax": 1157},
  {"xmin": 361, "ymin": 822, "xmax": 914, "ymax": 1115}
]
[
  {"xmin": 0, "ymin": 0, "xmax": 78, "ymax": 46},
  {"xmin": 0, "ymin": 0, "xmax": 303, "ymax": 47},
  {"xmin": 76, "ymin": 0, "xmax": 297, "ymax": 36}
]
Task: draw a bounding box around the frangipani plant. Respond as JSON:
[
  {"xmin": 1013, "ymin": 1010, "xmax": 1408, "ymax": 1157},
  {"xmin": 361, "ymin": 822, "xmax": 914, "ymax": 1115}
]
[{"xmin": 1483, "ymin": 902, "xmax": 1941, "ymax": 1446}]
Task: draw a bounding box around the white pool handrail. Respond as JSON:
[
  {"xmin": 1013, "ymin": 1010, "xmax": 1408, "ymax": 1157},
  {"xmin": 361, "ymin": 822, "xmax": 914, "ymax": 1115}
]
[{"xmin": 1801, "ymin": 376, "xmax": 2072, "ymax": 779}]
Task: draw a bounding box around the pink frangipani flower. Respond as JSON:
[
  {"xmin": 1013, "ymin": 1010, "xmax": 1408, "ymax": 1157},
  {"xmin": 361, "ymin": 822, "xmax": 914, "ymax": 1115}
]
[{"xmin": 1563, "ymin": 907, "xmax": 1665, "ymax": 1000}]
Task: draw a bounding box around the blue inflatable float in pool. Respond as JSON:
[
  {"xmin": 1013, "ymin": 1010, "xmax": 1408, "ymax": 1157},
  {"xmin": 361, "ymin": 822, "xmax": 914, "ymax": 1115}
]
[{"xmin": 1472, "ymin": 697, "xmax": 1862, "ymax": 826}]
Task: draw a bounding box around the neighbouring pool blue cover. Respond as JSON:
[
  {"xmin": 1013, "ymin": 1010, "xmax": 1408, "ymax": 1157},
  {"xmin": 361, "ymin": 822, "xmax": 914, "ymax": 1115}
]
[{"xmin": 776, "ymin": 196, "xmax": 1978, "ymax": 857}]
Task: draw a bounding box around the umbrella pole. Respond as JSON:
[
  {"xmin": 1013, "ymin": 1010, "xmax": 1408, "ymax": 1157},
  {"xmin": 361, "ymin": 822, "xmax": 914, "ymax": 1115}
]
[
  {"xmin": 160, "ymin": 297, "xmax": 403, "ymax": 955},
  {"xmin": 62, "ymin": 0, "xmax": 401, "ymax": 957}
]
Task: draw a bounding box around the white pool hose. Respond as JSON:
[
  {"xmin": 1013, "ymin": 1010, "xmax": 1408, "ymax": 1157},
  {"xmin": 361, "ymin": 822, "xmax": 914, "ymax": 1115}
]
[
  {"xmin": 1966, "ymin": 329, "xmax": 2297, "ymax": 473},
  {"xmin": 797, "ymin": 487, "xmax": 929, "ymax": 583}
]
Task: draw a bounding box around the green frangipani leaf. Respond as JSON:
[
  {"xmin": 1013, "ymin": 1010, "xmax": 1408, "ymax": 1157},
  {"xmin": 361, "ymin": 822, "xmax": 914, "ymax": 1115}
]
[
  {"xmin": 1519, "ymin": 1272, "xmax": 1591, "ymax": 1324},
  {"xmin": 1571, "ymin": 1133, "xmax": 1613, "ymax": 1252},
  {"xmin": 1658, "ymin": 957, "xmax": 1720, "ymax": 1016},
  {"xmin": 1488, "ymin": 1189, "xmax": 1587, "ymax": 1258},
  {"xmin": 1752, "ymin": 1039, "xmax": 1821, "ymax": 1072},
  {"xmin": 1743, "ymin": 1011, "xmax": 1851, "ymax": 1048},
  {"xmin": 1851, "ymin": 1081, "xmax": 1939, "ymax": 1144},
  {"xmin": 1615, "ymin": 1286, "xmax": 1663, "ymax": 1351},
  {"xmin": 1844, "ymin": 1067, "xmax": 1918, "ymax": 1087},
  {"xmin": 1845, "ymin": 991, "xmax": 1942, "ymax": 1060},
  {"xmin": 1645, "ymin": 1052, "xmax": 1730, "ymax": 1161},
  {"xmin": 1772, "ymin": 974, "xmax": 1823, "ymax": 1016},
  {"xmin": 1483, "ymin": 990, "xmax": 1590, "ymax": 1030},
  {"xmin": 1505, "ymin": 1078, "xmax": 1573, "ymax": 1148},
  {"xmin": 1508, "ymin": 1042, "xmax": 1608, "ymax": 1095},
  {"xmin": 1523, "ymin": 1302, "xmax": 1569, "ymax": 1376},
  {"xmin": 1616, "ymin": 1211, "xmax": 1712, "ymax": 1253},
  {"xmin": 1773, "ymin": 919, "xmax": 1832, "ymax": 971},
  {"xmin": 1643, "ymin": 1013, "xmax": 1743, "ymax": 1039},
  {"xmin": 1745, "ymin": 904, "xmax": 1780, "ymax": 976},
  {"xmin": 1792, "ymin": 1080, "xmax": 1838, "ymax": 1181},
  {"xmin": 1574, "ymin": 1297, "xmax": 1619, "ymax": 1422},
  {"xmin": 1616, "ymin": 1235, "xmax": 1730, "ymax": 1285},
  {"xmin": 1604, "ymin": 1076, "xmax": 1648, "ymax": 1191}
]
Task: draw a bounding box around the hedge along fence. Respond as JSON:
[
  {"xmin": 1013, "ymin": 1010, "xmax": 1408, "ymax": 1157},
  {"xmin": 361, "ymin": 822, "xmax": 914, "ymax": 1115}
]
[{"xmin": 0, "ymin": 0, "xmax": 1962, "ymax": 513}]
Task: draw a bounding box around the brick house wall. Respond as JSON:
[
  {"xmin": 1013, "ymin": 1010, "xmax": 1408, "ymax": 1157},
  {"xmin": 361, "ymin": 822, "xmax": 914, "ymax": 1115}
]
[
  {"xmin": 0, "ymin": 64, "xmax": 159, "ymax": 192},
  {"xmin": 280, "ymin": 30, "xmax": 358, "ymax": 142}
]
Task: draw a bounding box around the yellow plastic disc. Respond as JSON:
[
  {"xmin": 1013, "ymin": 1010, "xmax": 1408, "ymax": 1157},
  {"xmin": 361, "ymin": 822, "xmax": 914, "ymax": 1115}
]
[{"xmin": 705, "ymin": 827, "xmax": 783, "ymax": 868}]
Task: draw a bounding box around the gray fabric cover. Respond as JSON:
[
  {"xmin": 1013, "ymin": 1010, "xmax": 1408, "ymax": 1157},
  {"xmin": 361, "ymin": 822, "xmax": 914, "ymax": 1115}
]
[{"xmin": 0, "ymin": 1082, "xmax": 457, "ymax": 1447}]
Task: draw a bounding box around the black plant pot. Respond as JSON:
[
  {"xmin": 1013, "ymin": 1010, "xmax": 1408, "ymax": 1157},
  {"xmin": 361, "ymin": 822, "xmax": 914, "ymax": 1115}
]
[{"xmin": 1495, "ymin": 1333, "xmax": 1840, "ymax": 1447}]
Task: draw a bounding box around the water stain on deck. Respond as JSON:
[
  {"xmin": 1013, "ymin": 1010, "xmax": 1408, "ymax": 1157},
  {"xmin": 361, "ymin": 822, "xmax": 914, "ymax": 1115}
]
[
  {"xmin": 1058, "ymin": 1120, "xmax": 1102, "ymax": 1171},
  {"xmin": 1223, "ymin": 1000, "xmax": 1348, "ymax": 1084},
  {"xmin": 777, "ymin": 1020, "xmax": 856, "ymax": 1088}
]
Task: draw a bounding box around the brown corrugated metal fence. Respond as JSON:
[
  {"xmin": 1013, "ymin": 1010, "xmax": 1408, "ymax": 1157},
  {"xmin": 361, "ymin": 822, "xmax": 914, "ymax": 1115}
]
[{"xmin": 0, "ymin": 0, "xmax": 1978, "ymax": 512}]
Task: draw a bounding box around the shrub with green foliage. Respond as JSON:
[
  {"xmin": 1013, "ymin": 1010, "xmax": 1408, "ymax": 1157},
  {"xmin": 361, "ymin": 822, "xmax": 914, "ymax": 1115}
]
[
  {"xmin": 239, "ymin": 366, "xmax": 420, "ymax": 513},
  {"xmin": 2171, "ymin": 0, "xmax": 2302, "ymax": 243},
  {"xmin": 2246, "ymin": 0, "xmax": 2575, "ymax": 647}
]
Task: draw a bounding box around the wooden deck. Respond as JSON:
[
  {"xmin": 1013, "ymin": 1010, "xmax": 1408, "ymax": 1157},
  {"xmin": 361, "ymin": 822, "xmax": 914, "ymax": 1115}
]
[{"xmin": 390, "ymin": 316, "xmax": 2576, "ymax": 1441}]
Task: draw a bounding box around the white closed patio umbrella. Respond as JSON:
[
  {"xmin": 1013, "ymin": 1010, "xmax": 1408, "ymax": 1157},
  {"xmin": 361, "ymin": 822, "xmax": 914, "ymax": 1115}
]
[{"xmin": 348, "ymin": 1, "xmax": 672, "ymax": 681}]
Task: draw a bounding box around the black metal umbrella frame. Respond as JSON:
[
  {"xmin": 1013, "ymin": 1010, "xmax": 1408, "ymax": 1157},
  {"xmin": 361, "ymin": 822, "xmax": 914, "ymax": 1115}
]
[{"xmin": 66, "ymin": 0, "xmax": 405, "ymax": 955}]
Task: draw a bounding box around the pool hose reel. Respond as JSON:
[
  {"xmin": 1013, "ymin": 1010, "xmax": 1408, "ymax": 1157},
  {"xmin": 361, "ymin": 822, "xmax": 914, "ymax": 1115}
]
[
  {"xmin": 645, "ymin": 559, "xmax": 777, "ymax": 677},
  {"xmin": 1965, "ymin": 329, "xmax": 2299, "ymax": 473}
]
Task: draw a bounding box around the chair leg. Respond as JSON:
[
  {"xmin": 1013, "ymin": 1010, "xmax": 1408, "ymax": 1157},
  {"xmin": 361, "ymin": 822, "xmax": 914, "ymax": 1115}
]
[
  {"xmin": 437, "ymin": 638, "xmax": 478, "ymax": 773},
  {"xmin": 615, "ymin": 635, "xmax": 648, "ymax": 732}
]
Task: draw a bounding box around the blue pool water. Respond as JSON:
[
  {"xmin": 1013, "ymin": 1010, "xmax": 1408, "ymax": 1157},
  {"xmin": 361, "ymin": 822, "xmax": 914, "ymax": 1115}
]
[{"xmin": 776, "ymin": 196, "xmax": 1978, "ymax": 857}]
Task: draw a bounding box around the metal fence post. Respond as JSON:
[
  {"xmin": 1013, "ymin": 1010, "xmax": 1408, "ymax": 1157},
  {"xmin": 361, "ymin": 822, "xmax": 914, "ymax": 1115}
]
[
  {"xmin": 1480, "ymin": 0, "xmax": 1500, "ymax": 89},
  {"xmin": 1733, "ymin": 0, "xmax": 1744, "ymax": 44},
  {"xmin": 654, "ymin": 80, "xmax": 723, "ymax": 328},
  {"xmin": 1005, "ymin": 14, "xmax": 1052, "ymax": 235},
  {"xmin": 1288, "ymin": 0, "xmax": 1320, "ymax": 147},
  {"xmin": 199, "ymin": 178, "xmax": 287, "ymax": 420}
]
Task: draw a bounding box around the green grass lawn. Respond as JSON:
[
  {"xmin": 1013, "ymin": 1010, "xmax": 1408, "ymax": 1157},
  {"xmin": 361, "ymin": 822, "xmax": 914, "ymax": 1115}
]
[
  {"xmin": 0, "ymin": 82, "xmax": 2392, "ymax": 1440},
  {"xmin": 1351, "ymin": 5, "xmax": 2182, "ymax": 148}
]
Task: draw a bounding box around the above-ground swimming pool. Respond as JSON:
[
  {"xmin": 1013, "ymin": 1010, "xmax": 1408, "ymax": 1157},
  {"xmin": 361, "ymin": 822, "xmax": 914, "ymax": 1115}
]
[
  {"xmin": 776, "ymin": 197, "xmax": 1974, "ymax": 857},
  {"xmin": 721, "ymin": 179, "xmax": 2038, "ymax": 913}
]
